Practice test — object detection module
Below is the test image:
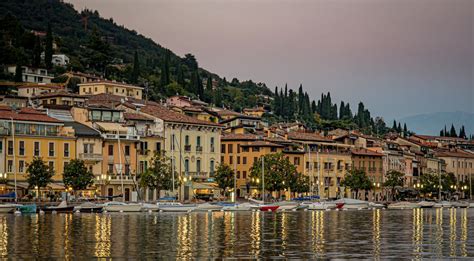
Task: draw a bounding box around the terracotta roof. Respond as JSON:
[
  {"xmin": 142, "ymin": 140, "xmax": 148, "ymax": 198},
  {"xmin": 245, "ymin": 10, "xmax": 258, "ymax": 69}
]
[
  {"xmin": 124, "ymin": 112, "xmax": 154, "ymax": 121},
  {"xmin": 240, "ymin": 141, "xmax": 284, "ymax": 147},
  {"xmin": 0, "ymin": 108, "xmax": 62, "ymax": 123},
  {"xmin": 33, "ymin": 91, "xmax": 86, "ymax": 99},
  {"xmin": 141, "ymin": 104, "xmax": 221, "ymax": 127},
  {"xmin": 17, "ymin": 84, "xmax": 63, "ymax": 89},
  {"xmin": 351, "ymin": 149, "xmax": 384, "ymax": 157},
  {"xmin": 87, "ymin": 93, "xmax": 159, "ymax": 110},
  {"xmin": 413, "ymin": 134, "xmax": 466, "ymax": 142},
  {"xmin": 215, "ymin": 109, "xmax": 242, "ymax": 117},
  {"xmin": 287, "ymin": 132, "xmax": 333, "ymax": 142},
  {"xmin": 221, "ymin": 133, "xmax": 260, "ymax": 141},
  {"xmin": 434, "ymin": 149, "xmax": 474, "ymax": 159}
]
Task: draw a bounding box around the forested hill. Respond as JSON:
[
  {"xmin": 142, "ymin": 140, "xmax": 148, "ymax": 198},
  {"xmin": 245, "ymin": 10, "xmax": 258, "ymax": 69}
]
[
  {"xmin": 1, "ymin": 0, "xmax": 412, "ymax": 136},
  {"xmin": 0, "ymin": 0, "xmax": 272, "ymax": 110}
]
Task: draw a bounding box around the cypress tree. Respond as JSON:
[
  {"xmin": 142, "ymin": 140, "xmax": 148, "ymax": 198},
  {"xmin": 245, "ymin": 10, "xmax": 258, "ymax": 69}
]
[
  {"xmin": 45, "ymin": 23, "xmax": 53, "ymax": 69},
  {"xmin": 339, "ymin": 101, "xmax": 345, "ymax": 119},
  {"xmin": 206, "ymin": 74, "xmax": 213, "ymax": 91},
  {"xmin": 449, "ymin": 124, "xmax": 457, "ymax": 137},
  {"xmin": 311, "ymin": 100, "xmax": 317, "ymax": 114},
  {"xmin": 444, "ymin": 125, "xmax": 447, "ymax": 137},
  {"xmin": 14, "ymin": 64, "xmax": 23, "ymax": 82},
  {"xmin": 176, "ymin": 65, "xmax": 185, "ymax": 86},
  {"xmin": 397, "ymin": 123, "xmax": 402, "ymax": 133},
  {"xmin": 440, "ymin": 129, "xmax": 444, "ymax": 137},
  {"xmin": 459, "ymin": 125, "xmax": 466, "ymax": 139},
  {"xmin": 298, "ymin": 84, "xmax": 304, "ymax": 114},
  {"xmin": 345, "ymin": 103, "xmax": 352, "ymax": 118},
  {"xmin": 32, "ymin": 36, "xmax": 41, "ymax": 67},
  {"xmin": 159, "ymin": 50, "xmax": 170, "ymax": 87},
  {"xmin": 403, "ymin": 123, "xmax": 408, "ymax": 134},
  {"xmin": 392, "ymin": 120, "xmax": 397, "ymax": 130}
]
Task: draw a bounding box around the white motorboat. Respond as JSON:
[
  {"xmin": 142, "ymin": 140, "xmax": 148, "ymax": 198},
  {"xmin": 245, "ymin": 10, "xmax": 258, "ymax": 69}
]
[
  {"xmin": 369, "ymin": 202, "xmax": 385, "ymax": 209},
  {"xmin": 103, "ymin": 202, "xmax": 142, "ymax": 212},
  {"xmin": 335, "ymin": 198, "xmax": 369, "ymax": 210},
  {"xmin": 276, "ymin": 201, "xmax": 299, "ymax": 211},
  {"xmin": 440, "ymin": 201, "xmax": 452, "ymax": 208},
  {"xmin": 159, "ymin": 204, "xmax": 196, "ymax": 212},
  {"xmin": 222, "ymin": 203, "xmax": 254, "ymax": 211},
  {"xmin": 452, "ymin": 201, "xmax": 469, "ymax": 208},
  {"xmin": 194, "ymin": 203, "xmax": 223, "ymax": 212},
  {"xmin": 387, "ymin": 201, "xmax": 420, "ymax": 210},
  {"xmin": 470, "ymin": 202, "xmax": 474, "ymax": 208},
  {"xmin": 417, "ymin": 201, "xmax": 435, "ymax": 208},
  {"xmin": 141, "ymin": 203, "xmax": 160, "ymax": 211},
  {"xmin": 308, "ymin": 201, "xmax": 337, "ymax": 210},
  {"xmin": 74, "ymin": 202, "xmax": 103, "ymax": 213},
  {"xmin": 433, "ymin": 202, "xmax": 443, "ymax": 208},
  {"xmin": 0, "ymin": 204, "xmax": 19, "ymax": 213}
]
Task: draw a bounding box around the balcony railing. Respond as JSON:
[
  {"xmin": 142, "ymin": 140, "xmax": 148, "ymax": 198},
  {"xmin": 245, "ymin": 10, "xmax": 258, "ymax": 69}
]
[
  {"xmin": 184, "ymin": 145, "xmax": 191, "ymax": 152},
  {"xmin": 186, "ymin": 171, "xmax": 208, "ymax": 179},
  {"xmin": 196, "ymin": 146, "xmax": 203, "ymax": 153},
  {"xmin": 101, "ymin": 133, "xmax": 140, "ymax": 141},
  {"xmin": 79, "ymin": 153, "xmax": 103, "ymax": 162}
]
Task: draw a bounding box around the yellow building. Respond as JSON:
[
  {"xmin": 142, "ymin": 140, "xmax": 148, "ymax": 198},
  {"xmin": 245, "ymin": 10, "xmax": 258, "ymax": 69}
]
[
  {"xmin": 0, "ymin": 107, "xmax": 76, "ymax": 197},
  {"xmin": 78, "ymin": 80, "xmax": 143, "ymax": 100},
  {"xmin": 435, "ymin": 149, "xmax": 474, "ymax": 196},
  {"xmin": 32, "ymin": 91, "xmax": 88, "ymax": 108}
]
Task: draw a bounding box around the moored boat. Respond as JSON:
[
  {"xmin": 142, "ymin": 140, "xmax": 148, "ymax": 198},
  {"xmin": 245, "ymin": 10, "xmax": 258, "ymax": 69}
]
[
  {"xmin": 335, "ymin": 198, "xmax": 369, "ymax": 210},
  {"xmin": 417, "ymin": 201, "xmax": 435, "ymax": 208},
  {"xmin": 18, "ymin": 204, "xmax": 37, "ymax": 214},
  {"xmin": 308, "ymin": 201, "xmax": 337, "ymax": 210},
  {"xmin": 275, "ymin": 201, "xmax": 298, "ymax": 211},
  {"xmin": 259, "ymin": 205, "xmax": 279, "ymax": 212},
  {"xmin": 74, "ymin": 202, "xmax": 103, "ymax": 213},
  {"xmin": 440, "ymin": 201, "xmax": 452, "ymax": 208},
  {"xmin": 194, "ymin": 203, "xmax": 223, "ymax": 212},
  {"xmin": 369, "ymin": 202, "xmax": 385, "ymax": 209},
  {"xmin": 0, "ymin": 204, "xmax": 19, "ymax": 213},
  {"xmin": 103, "ymin": 202, "xmax": 142, "ymax": 212},
  {"xmin": 452, "ymin": 201, "xmax": 469, "ymax": 208},
  {"xmin": 388, "ymin": 201, "xmax": 420, "ymax": 210},
  {"xmin": 43, "ymin": 201, "xmax": 75, "ymax": 213},
  {"xmin": 221, "ymin": 202, "xmax": 254, "ymax": 211},
  {"xmin": 159, "ymin": 204, "xmax": 196, "ymax": 212}
]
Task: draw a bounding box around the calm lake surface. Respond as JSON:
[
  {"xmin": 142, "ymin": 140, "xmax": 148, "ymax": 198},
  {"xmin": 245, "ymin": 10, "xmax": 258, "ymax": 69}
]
[{"xmin": 0, "ymin": 208, "xmax": 473, "ymax": 259}]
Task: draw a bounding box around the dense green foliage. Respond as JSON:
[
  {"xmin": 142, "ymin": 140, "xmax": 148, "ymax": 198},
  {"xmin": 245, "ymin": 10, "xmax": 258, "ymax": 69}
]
[
  {"xmin": 214, "ymin": 164, "xmax": 235, "ymax": 196},
  {"xmin": 383, "ymin": 170, "xmax": 404, "ymax": 200},
  {"xmin": 439, "ymin": 124, "xmax": 467, "ymax": 139},
  {"xmin": 63, "ymin": 159, "xmax": 95, "ymax": 192},
  {"xmin": 138, "ymin": 152, "xmax": 179, "ymax": 196},
  {"xmin": 26, "ymin": 157, "xmax": 54, "ymax": 190},
  {"xmin": 341, "ymin": 168, "xmax": 373, "ymax": 199}
]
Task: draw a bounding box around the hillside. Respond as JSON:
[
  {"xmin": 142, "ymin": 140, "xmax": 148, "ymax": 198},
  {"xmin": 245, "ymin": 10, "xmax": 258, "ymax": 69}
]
[
  {"xmin": 399, "ymin": 111, "xmax": 474, "ymax": 136},
  {"xmin": 0, "ymin": 0, "xmax": 271, "ymax": 110}
]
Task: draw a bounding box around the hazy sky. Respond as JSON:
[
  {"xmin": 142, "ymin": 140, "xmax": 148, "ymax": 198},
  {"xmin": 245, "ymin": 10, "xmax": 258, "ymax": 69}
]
[{"xmin": 68, "ymin": 0, "xmax": 473, "ymax": 121}]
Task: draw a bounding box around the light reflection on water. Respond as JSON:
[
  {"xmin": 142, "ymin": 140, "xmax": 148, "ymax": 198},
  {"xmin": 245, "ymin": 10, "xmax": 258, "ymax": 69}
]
[{"xmin": 0, "ymin": 209, "xmax": 473, "ymax": 258}]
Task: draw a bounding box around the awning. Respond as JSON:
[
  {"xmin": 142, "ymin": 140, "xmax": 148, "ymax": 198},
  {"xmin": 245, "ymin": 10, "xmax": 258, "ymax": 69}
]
[
  {"xmin": 48, "ymin": 183, "xmax": 65, "ymax": 190},
  {"xmin": 95, "ymin": 122, "xmax": 128, "ymax": 133},
  {"xmin": 8, "ymin": 182, "xmax": 29, "ymax": 189},
  {"xmin": 191, "ymin": 182, "xmax": 219, "ymax": 190}
]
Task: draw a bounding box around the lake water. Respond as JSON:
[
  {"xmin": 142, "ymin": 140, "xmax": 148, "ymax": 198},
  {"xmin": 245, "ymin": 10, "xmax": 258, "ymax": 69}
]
[{"xmin": 0, "ymin": 208, "xmax": 473, "ymax": 259}]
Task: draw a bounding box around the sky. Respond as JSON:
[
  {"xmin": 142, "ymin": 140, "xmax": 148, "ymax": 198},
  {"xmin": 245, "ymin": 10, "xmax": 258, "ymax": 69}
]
[{"xmin": 67, "ymin": 0, "xmax": 473, "ymax": 121}]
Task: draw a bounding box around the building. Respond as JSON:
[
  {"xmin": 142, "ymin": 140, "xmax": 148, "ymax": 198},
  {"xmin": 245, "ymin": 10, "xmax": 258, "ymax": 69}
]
[
  {"xmin": 166, "ymin": 95, "xmax": 208, "ymax": 108},
  {"xmin": 7, "ymin": 66, "xmax": 54, "ymax": 83},
  {"xmin": 139, "ymin": 103, "xmax": 222, "ymax": 201},
  {"xmin": 51, "ymin": 54, "xmax": 70, "ymax": 67},
  {"xmin": 351, "ymin": 149, "xmax": 385, "ymax": 201},
  {"xmin": 434, "ymin": 149, "xmax": 474, "ymax": 192},
  {"xmin": 242, "ymin": 107, "xmax": 266, "ymax": 117},
  {"xmin": 71, "ymin": 105, "xmax": 140, "ymax": 201},
  {"xmin": 0, "ymin": 107, "xmax": 76, "ymax": 197},
  {"xmin": 78, "ymin": 80, "xmax": 143, "ymax": 100},
  {"xmin": 0, "ymin": 95, "xmax": 28, "ymax": 108},
  {"xmin": 17, "ymin": 84, "xmax": 64, "ymax": 98},
  {"xmin": 32, "ymin": 91, "xmax": 88, "ymax": 108}
]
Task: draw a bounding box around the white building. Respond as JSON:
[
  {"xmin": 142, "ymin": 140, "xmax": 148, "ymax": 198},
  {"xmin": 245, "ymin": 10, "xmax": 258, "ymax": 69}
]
[
  {"xmin": 40, "ymin": 53, "xmax": 70, "ymax": 67},
  {"xmin": 7, "ymin": 65, "xmax": 54, "ymax": 84}
]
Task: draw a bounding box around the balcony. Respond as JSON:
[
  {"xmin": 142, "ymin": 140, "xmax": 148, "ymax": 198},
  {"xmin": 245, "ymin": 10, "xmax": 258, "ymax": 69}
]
[
  {"xmin": 101, "ymin": 133, "xmax": 140, "ymax": 141},
  {"xmin": 79, "ymin": 153, "xmax": 103, "ymax": 162},
  {"xmin": 187, "ymin": 172, "xmax": 208, "ymax": 180},
  {"xmin": 196, "ymin": 146, "xmax": 203, "ymax": 153},
  {"xmin": 184, "ymin": 145, "xmax": 191, "ymax": 152}
]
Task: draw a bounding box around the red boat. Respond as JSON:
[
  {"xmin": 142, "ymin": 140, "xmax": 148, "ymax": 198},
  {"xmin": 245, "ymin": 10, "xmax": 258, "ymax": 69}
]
[
  {"xmin": 259, "ymin": 205, "xmax": 279, "ymax": 212},
  {"xmin": 335, "ymin": 203, "xmax": 345, "ymax": 209}
]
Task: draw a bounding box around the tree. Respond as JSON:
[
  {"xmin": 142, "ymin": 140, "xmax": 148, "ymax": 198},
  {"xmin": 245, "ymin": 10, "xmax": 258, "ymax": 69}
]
[
  {"xmin": 403, "ymin": 123, "xmax": 408, "ymax": 136},
  {"xmin": 392, "ymin": 120, "xmax": 397, "ymax": 131},
  {"xmin": 32, "ymin": 35, "xmax": 41, "ymax": 67},
  {"xmin": 131, "ymin": 50, "xmax": 140, "ymax": 83},
  {"xmin": 14, "ymin": 64, "xmax": 22, "ymax": 82},
  {"xmin": 449, "ymin": 124, "xmax": 457, "ymax": 137},
  {"xmin": 383, "ymin": 170, "xmax": 404, "ymax": 201},
  {"xmin": 419, "ymin": 171, "xmax": 439, "ymax": 196},
  {"xmin": 249, "ymin": 153, "xmax": 297, "ymax": 195},
  {"xmin": 138, "ymin": 152, "xmax": 178, "ymax": 198},
  {"xmin": 160, "ymin": 50, "xmax": 170, "ymax": 87},
  {"xmin": 341, "ymin": 168, "xmax": 373, "ymax": 199},
  {"xmin": 26, "ymin": 157, "xmax": 54, "ymax": 199},
  {"xmin": 45, "ymin": 23, "xmax": 53, "ymax": 69},
  {"xmin": 214, "ymin": 164, "xmax": 235, "ymax": 196},
  {"xmin": 206, "ymin": 74, "xmax": 213, "ymax": 91},
  {"xmin": 441, "ymin": 172, "xmax": 457, "ymax": 194},
  {"xmin": 459, "ymin": 125, "xmax": 466, "ymax": 139},
  {"xmin": 288, "ymin": 174, "xmax": 310, "ymax": 194},
  {"xmin": 63, "ymin": 159, "xmax": 94, "ymax": 195}
]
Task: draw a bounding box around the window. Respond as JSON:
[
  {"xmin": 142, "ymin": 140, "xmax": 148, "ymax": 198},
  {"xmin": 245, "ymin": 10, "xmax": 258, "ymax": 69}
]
[
  {"xmin": 271, "ymin": 147, "xmax": 277, "ymax": 152},
  {"xmin": 63, "ymin": 161, "xmax": 69, "ymax": 172},
  {"xmin": 108, "ymin": 164, "xmax": 114, "ymax": 173},
  {"xmin": 210, "ymin": 160, "xmax": 215, "ymax": 176},
  {"xmin": 125, "ymin": 164, "xmax": 130, "ymax": 175},
  {"xmin": 64, "ymin": 143, "xmax": 70, "ymax": 157},
  {"xmin": 237, "ymin": 156, "xmax": 240, "ymax": 164},
  {"xmin": 7, "ymin": 160, "xmax": 13, "ymax": 172},
  {"xmin": 108, "ymin": 145, "xmax": 114, "ymax": 155},
  {"xmin": 34, "ymin": 142, "xmax": 40, "ymax": 156},
  {"xmin": 243, "ymin": 157, "xmax": 247, "ymax": 164},
  {"xmin": 184, "ymin": 159, "xmax": 189, "ymax": 174},
  {"xmin": 252, "ymin": 147, "xmax": 259, "ymax": 152},
  {"xmin": 19, "ymin": 160, "xmax": 24, "ymax": 173},
  {"xmin": 102, "ymin": 111, "xmax": 112, "ymax": 121},
  {"xmin": 19, "ymin": 141, "xmax": 25, "ymax": 156},
  {"xmin": 156, "ymin": 142, "xmax": 161, "ymax": 152},
  {"xmin": 254, "ymin": 157, "xmax": 258, "ymax": 164},
  {"xmin": 242, "ymin": 147, "xmax": 249, "ymax": 152},
  {"xmin": 170, "ymin": 134, "xmax": 175, "ymax": 150},
  {"xmin": 293, "ymin": 157, "xmax": 300, "ymax": 165},
  {"xmin": 83, "ymin": 143, "xmax": 93, "ymax": 154},
  {"xmin": 221, "ymin": 144, "xmax": 226, "ymax": 153},
  {"xmin": 197, "ymin": 136, "xmax": 201, "ymax": 146},
  {"xmin": 48, "ymin": 142, "xmax": 55, "ymax": 157},
  {"xmin": 0, "ymin": 141, "xmax": 3, "ymax": 153},
  {"xmin": 229, "ymin": 156, "xmax": 233, "ymax": 165},
  {"xmin": 48, "ymin": 161, "xmax": 54, "ymax": 172},
  {"xmin": 237, "ymin": 145, "xmax": 241, "ymax": 153},
  {"xmin": 228, "ymin": 144, "xmax": 233, "ymax": 153},
  {"xmin": 237, "ymin": 171, "xmax": 240, "ymax": 179},
  {"xmin": 7, "ymin": 141, "xmax": 13, "ymax": 155},
  {"xmin": 196, "ymin": 159, "xmax": 201, "ymax": 173},
  {"xmin": 125, "ymin": 145, "xmax": 130, "ymax": 156},
  {"xmin": 185, "ymin": 135, "xmax": 190, "ymax": 145},
  {"xmin": 243, "ymin": 171, "xmax": 247, "ymax": 179},
  {"xmin": 210, "ymin": 137, "xmax": 215, "ymax": 152}
]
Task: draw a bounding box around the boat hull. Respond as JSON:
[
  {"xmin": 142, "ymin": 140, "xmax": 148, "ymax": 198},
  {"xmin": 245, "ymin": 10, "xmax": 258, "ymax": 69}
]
[
  {"xmin": 259, "ymin": 205, "xmax": 279, "ymax": 212},
  {"xmin": 76, "ymin": 207, "xmax": 104, "ymax": 213},
  {"xmin": 160, "ymin": 206, "xmax": 196, "ymax": 212},
  {"xmin": 104, "ymin": 205, "xmax": 142, "ymax": 212},
  {"xmin": 18, "ymin": 204, "xmax": 37, "ymax": 214},
  {"xmin": 43, "ymin": 206, "xmax": 75, "ymax": 213},
  {"xmin": 0, "ymin": 205, "xmax": 16, "ymax": 213}
]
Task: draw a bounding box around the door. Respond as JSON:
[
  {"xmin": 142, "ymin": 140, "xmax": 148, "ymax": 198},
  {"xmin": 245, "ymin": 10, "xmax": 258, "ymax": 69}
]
[
  {"xmin": 108, "ymin": 188, "xmax": 113, "ymax": 197},
  {"xmin": 125, "ymin": 188, "xmax": 130, "ymax": 201}
]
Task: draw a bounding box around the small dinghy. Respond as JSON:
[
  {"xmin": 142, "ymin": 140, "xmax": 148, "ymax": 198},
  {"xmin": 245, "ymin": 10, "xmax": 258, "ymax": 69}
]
[
  {"xmin": 417, "ymin": 201, "xmax": 435, "ymax": 208},
  {"xmin": 18, "ymin": 204, "xmax": 37, "ymax": 214},
  {"xmin": 0, "ymin": 204, "xmax": 19, "ymax": 213},
  {"xmin": 43, "ymin": 201, "xmax": 75, "ymax": 213},
  {"xmin": 308, "ymin": 201, "xmax": 337, "ymax": 210}
]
